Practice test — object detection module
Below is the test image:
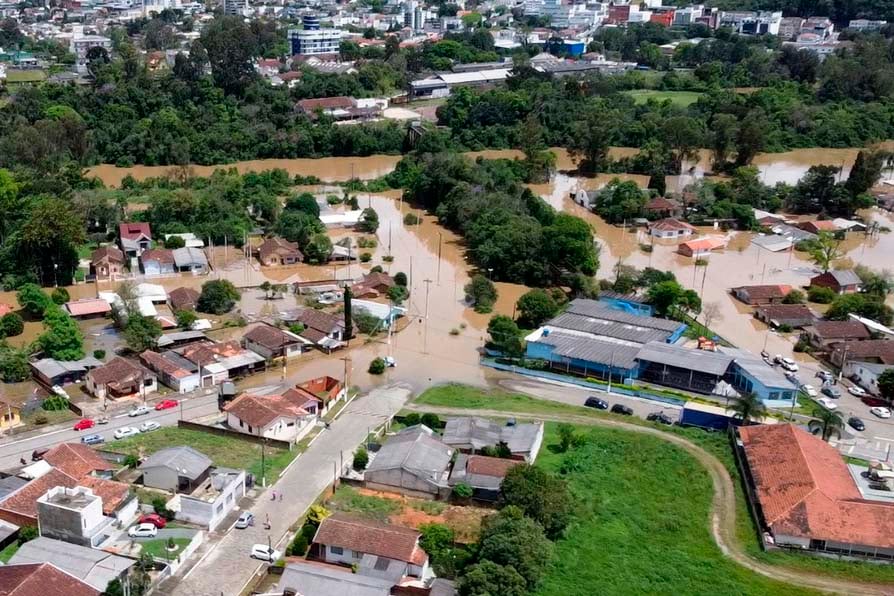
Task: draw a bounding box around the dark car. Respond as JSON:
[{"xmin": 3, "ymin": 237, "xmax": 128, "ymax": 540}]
[
  {"xmin": 611, "ymin": 404, "xmax": 634, "ymax": 416},
  {"xmin": 821, "ymin": 386, "xmax": 841, "ymax": 399},
  {"xmin": 31, "ymin": 448, "xmax": 49, "ymax": 462},
  {"xmin": 861, "ymin": 396, "xmax": 888, "ymax": 407},
  {"xmin": 584, "ymin": 396, "xmax": 608, "ymax": 410},
  {"xmin": 647, "ymin": 412, "xmax": 674, "ymax": 425},
  {"xmin": 848, "ymin": 417, "xmax": 866, "ymax": 431}
]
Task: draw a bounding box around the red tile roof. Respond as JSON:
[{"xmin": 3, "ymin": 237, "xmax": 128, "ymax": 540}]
[
  {"xmin": 88, "ymin": 357, "xmax": 149, "ymax": 386},
  {"xmin": 313, "ymin": 513, "xmax": 427, "ymax": 565},
  {"xmin": 809, "ymin": 320, "xmax": 870, "ymax": 340},
  {"xmin": 140, "ymin": 350, "xmax": 192, "ymax": 379},
  {"xmin": 118, "ymin": 222, "xmax": 151, "ymax": 241},
  {"xmin": 644, "ymin": 196, "xmax": 679, "ymax": 212},
  {"xmin": 42, "ymin": 443, "xmax": 115, "ymax": 479},
  {"xmin": 466, "ymin": 455, "xmax": 521, "ymax": 478},
  {"xmin": 64, "ymin": 299, "xmax": 112, "ymax": 317},
  {"xmin": 831, "ymin": 339, "xmax": 894, "ymax": 365},
  {"xmin": 168, "ymin": 287, "xmax": 200, "ymax": 311},
  {"xmin": 733, "ymin": 285, "xmax": 792, "ymax": 301},
  {"xmin": 258, "ymin": 237, "xmax": 302, "ymax": 263},
  {"xmin": 740, "ymin": 424, "xmax": 894, "ymax": 549},
  {"xmin": 678, "ymin": 237, "xmax": 726, "ymax": 253},
  {"xmin": 140, "ymin": 248, "xmax": 174, "ymax": 264},
  {"xmin": 0, "ymin": 562, "xmax": 99, "ymax": 596},
  {"xmin": 90, "ymin": 246, "xmax": 125, "ymax": 266},
  {"xmin": 0, "ymin": 469, "xmax": 78, "ymax": 521},
  {"xmin": 351, "ymin": 272, "xmax": 395, "ymax": 298},
  {"xmin": 78, "ymin": 477, "xmax": 131, "ymax": 515},
  {"xmin": 244, "ymin": 324, "xmax": 302, "ymax": 351},
  {"xmin": 181, "ymin": 340, "xmax": 245, "ymax": 366},
  {"xmin": 223, "ymin": 391, "xmax": 311, "ymax": 428},
  {"xmin": 297, "ymin": 96, "xmax": 354, "ymax": 112},
  {"xmin": 649, "ymin": 217, "xmax": 695, "ymax": 232}
]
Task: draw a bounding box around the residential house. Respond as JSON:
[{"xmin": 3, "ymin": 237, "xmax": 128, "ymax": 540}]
[
  {"xmin": 223, "ymin": 391, "xmax": 317, "ymax": 443},
  {"xmin": 797, "ymin": 220, "xmax": 841, "ymax": 235},
  {"xmin": 364, "ymin": 426, "xmax": 454, "ymax": 499},
  {"xmin": 140, "ymin": 248, "xmax": 176, "ymax": 276},
  {"xmin": 718, "ymin": 347, "xmax": 798, "ymax": 408},
  {"xmin": 844, "ymin": 361, "xmax": 894, "ymax": 396},
  {"xmin": 156, "ymin": 330, "xmax": 208, "ymax": 350},
  {"xmin": 311, "ymin": 514, "xmax": 432, "ymax": 581},
  {"xmin": 172, "ymin": 247, "xmax": 209, "ymax": 274},
  {"xmin": 9, "ymin": 537, "xmax": 134, "ymax": 592},
  {"xmin": 351, "ymin": 272, "xmax": 395, "ymax": 299},
  {"xmin": 677, "ymin": 236, "xmax": 726, "ymax": 258},
  {"xmin": 85, "ymin": 357, "xmax": 157, "ymax": 401},
  {"xmin": 168, "ymin": 287, "xmax": 200, "ymax": 312},
  {"xmin": 64, "ymin": 299, "xmax": 112, "ymax": 319},
  {"xmin": 243, "ymin": 323, "xmax": 309, "ymax": 360},
  {"xmin": 0, "ymin": 398, "xmax": 21, "ymax": 432},
  {"xmin": 177, "ymin": 468, "xmax": 245, "ymax": 531},
  {"xmin": 277, "ymin": 560, "xmax": 396, "ymax": 596},
  {"xmin": 448, "ymin": 454, "xmax": 522, "ymax": 502},
  {"xmin": 442, "ymin": 417, "xmax": 544, "ymax": 463},
  {"xmin": 181, "ymin": 340, "xmax": 267, "ymax": 380},
  {"xmin": 643, "ymin": 196, "xmax": 683, "ymax": 219},
  {"xmin": 89, "ymin": 247, "xmax": 125, "ymax": 280},
  {"xmin": 751, "ymin": 234, "xmax": 793, "ymax": 252},
  {"xmin": 30, "ymin": 357, "xmax": 103, "ymax": 388},
  {"xmin": 295, "ymin": 375, "xmax": 346, "ymax": 415},
  {"xmin": 139, "ymin": 446, "xmax": 212, "ymax": 493},
  {"xmin": 731, "ymin": 284, "xmax": 793, "ymax": 306},
  {"xmin": 647, "ymin": 217, "xmax": 695, "ymax": 239},
  {"xmin": 36, "ymin": 486, "xmax": 117, "ymax": 547},
  {"xmin": 141, "ymin": 341, "xmax": 264, "ymax": 393},
  {"xmin": 737, "ymin": 424, "xmax": 894, "ymax": 560},
  {"xmin": 41, "ymin": 443, "xmax": 115, "ymax": 481},
  {"xmin": 810, "ymin": 270, "xmax": 862, "ymax": 294},
  {"xmin": 0, "ymin": 562, "xmax": 100, "ymax": 596},
  {"xmin": 754, "ymin": 304, "xmax": 816, "ymax": 329},
  {"xmin": 258, "ymin": 237, "xmax": 303, "ymax": 266},
  {"xmin": 118, "ymin": 222, "xmax": 152, "ymax": 258},
  {"xmin": 803, "ymin": 320, "xmax": 871, "ymax": 350},
  {"xmin": 830, "ymin": 339, "xmax": 894, "ymax": 367}
]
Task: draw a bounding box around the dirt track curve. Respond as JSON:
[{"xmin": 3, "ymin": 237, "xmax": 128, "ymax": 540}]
[{"xmin": 406, "ymin": 404, "xmax": 894, "ymax": 596}]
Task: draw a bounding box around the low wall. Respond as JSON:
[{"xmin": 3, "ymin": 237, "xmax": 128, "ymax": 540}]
[{"xmin": 176, "ymin": 420, "xmax": 293, "ymax": 450}]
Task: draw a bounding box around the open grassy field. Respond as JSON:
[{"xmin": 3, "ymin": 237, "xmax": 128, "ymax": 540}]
[
  {"xmin": 140, "ymin": 537, "xmax": 191, "ymax": 559},
  {"xmin": 535, "ymin": 423, "xmax": 818, "ymax": 596},
  {"xmin": 623, "ymin": 89, "xmax": 703, "ymax": 107},
  {"xmin": 4, "ymin": 70, "xmax": 46, "ymax": 84},
  {"xmin": 107, "ymin": 426, "xmax": 294, "ymax": 481}
]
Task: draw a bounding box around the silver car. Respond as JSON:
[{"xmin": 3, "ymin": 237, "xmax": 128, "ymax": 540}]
[{"xmin": 235, "ymin": 511, "xmax": 254, "ymax": 529}]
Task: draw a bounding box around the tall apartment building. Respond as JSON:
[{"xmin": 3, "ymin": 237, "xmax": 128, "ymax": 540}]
[
  {"xmin": 70, "ymin": 30, "xmax": 112, "ymax": 74},
  {"xmin": 222, "ymin": 0, "xmax": 249, "ymax": 16},
  {"xmin": 288, "ymin": 29, "xmax": 344, "ymax": 56}
]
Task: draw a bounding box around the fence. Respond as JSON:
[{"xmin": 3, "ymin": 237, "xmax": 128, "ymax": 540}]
[{"xmin": 176, "ymin": 420, "xmax": 293, "ymax": 450}]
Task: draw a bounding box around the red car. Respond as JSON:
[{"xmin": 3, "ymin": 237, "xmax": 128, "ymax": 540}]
[
  {"xmin": 73, "ymin": 418, "xmax": 95, "ymax": 431},
  {"xmin": 138, "ymin": 513, "xmax": 167, "ymax": 529},
  {"xmin": 862, "ymin": 396, "xmax": 889, "ymax": 408},
  {"xmin": 155, "ymin": 399, "xmax": 178, "ymax": 411}
]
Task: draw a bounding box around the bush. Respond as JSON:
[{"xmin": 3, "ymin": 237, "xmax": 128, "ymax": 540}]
[
  {"xmin": 32, "ymin": 413, "xmax": 48, "ymax": 425},
  {"xmin": 370, "ymin": 265, "xmax": 383, "ymax": 273},
  {"xmin": 286, "ymin": 532, "xmax": 309, "ymax": 556},
  {"xmin": 352, "ymin": 447, "xmax": 369, "ymax": 471},
  {"xmin": 394, "ymin": 272, "xmax": 407, "ymax": 286},
  {"xmin": 124, "ymin": 454, "xmax": 140, "ymax": 468},
  {"xmin": 465, "ymin": 274, "xmax": 497, "ymax": 313},
  {"xmin": 403, "ymin": 413, "xmax": 421, "ymax": 426},
  {"xmin": 452, "ymin": 483, "xmax": 473, "ymax": 499},
  {"xmin": 93, "ymin": 349, "xmax": 106, "ymax": 360},
  {"xmin": 152, "ymin": 497, "xmax": 175, "ymax": 521},
  {"xmin": 782, "ymin": 289, "xmax": 806, "ymax": 304},
  {"xmin": 357, "ymin": 237, "xmax": 377, "ymax": 249},
  {"xmin": 421, "ymin": 413, "xmax": 440, "ymax": 429},
  {"xmin": 17, "ymin": 526, "xmax": 37, "ymax": 545},
  {"xmin": 50, "ymin": 287, "xmax": 70, "ymax": 305},
  {"xmin": 326, "ymin": 194, "xmax": 342, "ymax": 205},
  {"xmin": 175, "ymin": 309, "xmax": 197, "ymax": 330},
  {"xmin": 0, "ymin": 312, "xmax": 24, "ymax": 337},
  {"xmin": 404, "ymin": 212, "xmax": 421, "ymax": 225},
  {"xmin": 197, "ymin": 280, "xmax": 241, "ymax": 314},
  {"xmin": 354, "ymin": 310, "xmax": 381, "ymax": 335},
  {"xmin": 360, "ymin": 252, "xmax": 372, "ymax": 263},
  {"xmin": 807, "ymin": 285, "xmax": 835, "ymax": 304},
  {"xmin": 368, "ymin": 357, "xmax": 386, "ymax": 375},
  {"xmin": 41, "ymin": 395, "xmax": 69, "ymax": 411},
  {"xmin": 382, "ymin": 255, "xmax": 394, "ymax": 263},
  {"xmin": 289, "ymin": 323, "xmax": 305, "ymax": 335},
  {"xmin": 164, "ymin": 235, "xmax": 186, "ymax": 249},
  {"xmin": 777, "ymin": 323, "xmax": 793, "ymax": 333}
]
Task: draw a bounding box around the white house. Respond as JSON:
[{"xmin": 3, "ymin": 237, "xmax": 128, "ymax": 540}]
[
  {"xmin": 648, "ymin": 218, "xmax": 696, "ymax": 239},
  {"xmin": 844, "ymin": 361, "xmax": 894, "ymax": 396},
  {"xmin": 176, "ymin": 468, "xmax": 245, "ymax": 531},
  {"xmin": 222, "ymin": 390, "xmax": 318, "ymax": 443}
]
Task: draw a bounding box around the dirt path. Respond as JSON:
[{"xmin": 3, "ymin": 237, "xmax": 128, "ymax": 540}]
[{"xmin": 405, "ymin": 404, "xmax": 894, "ymax": 596}]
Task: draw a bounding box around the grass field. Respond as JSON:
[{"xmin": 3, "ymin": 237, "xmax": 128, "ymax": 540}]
[
  {"xmin": 0, "ymin": 542, "xmax": 19, "ymax": 563},
  {"xmin": 4, "ymin": 70, "xmax": 46, "ymax": 84},
  {"xmin": 623, "ymin": 89, "xmax": 702, "ymax": 107},
  {"xmin": 140, "ymin": 537, "xmax": 191, "ymax": 559},
  {"xmin": 327, "ymin": 486, "xmax": 401, "ymax": 521},
  {"xmin": 107, "ymin": 427, "xmax": 294, "ymax": 481}
]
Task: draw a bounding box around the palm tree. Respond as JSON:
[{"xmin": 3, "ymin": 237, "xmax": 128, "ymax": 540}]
[
  {"xmin": 813, "ymin": 407, "xmax": 844, "ymax": 441},
  {"xmin": 732, "ymin": 392, "xmax": 766, "ymax": 425}
]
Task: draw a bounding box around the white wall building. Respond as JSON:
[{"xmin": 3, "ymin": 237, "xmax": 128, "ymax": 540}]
[
  {"xmin": 288, "ymin": 28, "xmax": 344, "ymax": 56},
  {"xmin": 70, "ymin": 32, "xmax": 112, "ymax": 74},
  {"xmin": 176, "ymin": 469, "xmax": 245, "ymax": 531}
]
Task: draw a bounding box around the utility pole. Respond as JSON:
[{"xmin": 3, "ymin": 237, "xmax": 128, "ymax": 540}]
[
  {"xmin": 261, "ymin": 439, "xmax": 267, "ymax": 487},
  {"xmin": 423, "ymin": 279, "xmax": 433, "ymax": 354},
  {"xmin": 437, "ymin": 232, "xmax": 442, "ymax": 284},
  {"xmin": 339, "ymin": 356, "xmax": 351, "ymax": 394}
]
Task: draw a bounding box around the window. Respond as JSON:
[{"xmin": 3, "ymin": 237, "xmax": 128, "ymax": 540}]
[
  {"xmin": 374, "ymin": 557, "xmax": 390, "ymax": 571},
  {"xmin": 216, "ymin": 503, "xmax": 223, "ymax": 514},
  {"xmin": 769, "ymin": 391, "xmax": 779, "ymax": 400},
  {"xmin": 144, "ymin": 378, "xmax": 153, "ymax": 387},
  {"xmin": 330, "ymin": 546, "xmax": 343, "ymax": 555},
  {"xmin": 353, "ymin": 551, "xmax": 362, "ymax": 560}
]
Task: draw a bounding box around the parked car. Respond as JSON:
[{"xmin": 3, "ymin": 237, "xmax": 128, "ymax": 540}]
[
  {"xmin": 235, "ymin": 511, "xmax": 254, "ymax": 529},
  {"xmin": 384, "ymin": 356, "xmax": 396, "ymax": 367},
  {"xmin": 250, "ymin": 544, "xmax": 280, "ymax": 562},
  {"xmin": 81, "ymin": 434, "xmax": 104, "ymax": 446},
  {"xmin": 610, "ymin": 404, "xmax": 634, "ymax": 416},
  {"xmin": 139, "ymin": 421, "xmax": 160, "ymax": 433},
  {"xmin": 799, "ymin": 384, "xmax": 818, "ymax": 397},
  {"xmin": 821, "ymin": 386, "xmax": 841, "ymax": 399},
  {"xmin": 155, "ymin": 399, "xmax": 178, "ymax": 411},
  {"xmin": 861, "ymin": 396, "xmax": 889, "ymax": 407},
  {"xmin": 96, "ymin": 416, "xmax": 109, "ymax": 425},
  {"xmin": 647, "ymin": 412, "xmax": 674, "ymax": 425},
  {"xmin": 114, "ymin": 426, "xmax": 140, "ymax": 440},
  {"xmin": 870, "ymin": 407, "xmax": 892, "ymax": 419},
  {"xmin": 773, "ymin": 354, "xmax": 783, "ymax": 365},
  {"xmin": 785, "ymin": 372, "xmax": 799, "ymax": 384},
  {"xmin": 816, "ymin": 397, "xmax": 838, "ymax": 410},
  {"xmin": 848, "ymin": 417, "xmax": 866, "ymax": 431},
  {"xmin": 128, "ymin": 523, "xmax": 158, "ymax": 538},
  {"xmin": 138, "ymin": 514, "xmax": 167, "ymax": 529},
  {"xmin": 847, "ymin": 385, "xmax": 867, "ymax": 397},
  {"xmin": 128, "ymin": 405, "xmax": 151, "ymax": 417},
  {"xmin": 780, "ymin": 357, "xmax": 798, "ymax": 372},
  {"xmin": 815, "ymin": 371, "xmax": 834, "ymax": 382},
  {"xmin": 584, "ymin": 396, "xmax": 608, "ymax": 410},
  {"xmin": 73, "ymin": 419, "xmax": 94, "ymax": 431},
  {"xmin": 31, "ymin": 448, "xmax": 49, "ymax": 462}
]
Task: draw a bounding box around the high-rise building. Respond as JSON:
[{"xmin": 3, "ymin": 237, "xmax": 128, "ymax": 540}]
[
  {"xmin": 288, "ymin": 27, "xmax": 345, "ymax": 56},
  {"xmin": 222, "ymin": 0, "xmax": 249, "ymax": 16}
]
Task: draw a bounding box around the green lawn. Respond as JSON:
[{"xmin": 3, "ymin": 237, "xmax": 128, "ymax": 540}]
[
  {"xmin": 4, "ymin": 70, "xmax": 46, "ymax": 84},
  {"xmin": 623, "ymin": 89, "xmax": 703, "ymax": 107},
  {"xmin": 0, "ymin": 541, "xmax": 19, "ymax": 563},
  {"xmin": 535, "ymin": 423, "xmax": 818, "ymax": 596},
  {"xmin": 327, "ymin": 486, "xmax": 400, "ymax": 522},
  {"xmin": 415, "ymin": 383, "xmax": 607, "ymax": 418},
  {"xmin": 107, "ymin": 427, "xmax": 294, "ymax": 482},
  {"xmin": 140, "ymin": 537, "xmax": 191, "ymax": 559}
]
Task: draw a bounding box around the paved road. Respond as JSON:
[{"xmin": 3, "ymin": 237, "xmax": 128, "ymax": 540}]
[{"xmin": 161, "ymin": 384, "xmax": 411, "ymax": 596}]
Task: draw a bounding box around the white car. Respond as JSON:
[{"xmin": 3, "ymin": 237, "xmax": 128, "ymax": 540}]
[
  {"xmin": 870, "ymin": 406, "xmax": 892, "ymax": 419},
  {"xmin": 780, "ymin": 357, "xmax": 798, "ymax": 372},
  {"xmin": 250, "ymin": 544, "xmax": 280, "ymax": 562},
  {"xmin": 114, "ymin": 426, "xmax": 140, "ymax": 440},
  {"xmin": 799, "ymin": 384, "xmax": 818, "ymax": 397},
  {"xmin": 128, "ymin": 405, "xmax": 151, "ymax": 417},
  {"xmin": 847, "ymin": 385, "xmax": 867, "ymax": 397},
  {"xmin": 816, "ymin": 397, "xmax": 838, "ymax": 411},
  {"xmin": 139, "ymin": 421, "xmax": 160, "ymax": 433},
  {"xmin": 128, "ymin": 523, "xmax": 158, "ymax": 538}
]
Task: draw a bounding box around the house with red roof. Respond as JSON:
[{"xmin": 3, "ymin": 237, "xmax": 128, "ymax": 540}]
[
  {"xmin": 731, "ymin": 284, "xmax": 793, "ymax": 306},
  {"xmin": 118, "ymin": 222, "xmax": 152, "ymax": 258},
  {"xmin": 223, "ymin": 389, "xmax": 318, "ymax": 443},
  {"xmin": 647, "ymin": 217, "xmax": 695, "ymax": 239},
  {"xmin": 737, "ymin": 424, "xmax": 894, "ymax": 559},
  {"xmin": 89, "ymin": 247, "xmax": 125, "ymax": 280},
  {"xmin": 140, "ymin": 248, "xmax": 176, "ymax": 276},
  {"xmin": 64, "ymin": 298, "xmax": 112, "ymax": 319},
  {"xmin": 0, "ymin": 562, "xmax": 99, "ymax": 596}
]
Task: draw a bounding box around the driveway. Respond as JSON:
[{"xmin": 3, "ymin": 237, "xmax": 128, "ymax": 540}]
[{"xmin": 160, "ymin": 384, "xmax": 411, "ymax": 596}]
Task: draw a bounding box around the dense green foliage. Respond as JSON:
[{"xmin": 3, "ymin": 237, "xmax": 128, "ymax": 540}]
[{"xmin": 197, "ymin": 279, "xmax": 240, "ymax": 314}]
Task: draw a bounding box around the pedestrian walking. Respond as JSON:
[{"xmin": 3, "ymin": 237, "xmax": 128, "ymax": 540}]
[
  {"xmin": 271, "ymin": 490, "xmax": 276, "ymax": 501},
  {"xmin": 279, "ymin": 491, "xmax": 283, "ymax": 502}
]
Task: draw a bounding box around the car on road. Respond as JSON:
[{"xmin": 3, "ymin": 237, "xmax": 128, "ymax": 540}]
[
  {"xmin": 821, "ymin": 386, "xmax": 841, "ymax": 399},
  {"xmin": 80, "ymin": 434, "xmax": 104, "ymax": 445},
  {"xmin": 384, "ymin": 356, "xmax": 396, "ymax": 367},
  {"xmin": 847, "ymin": 385, "xmax": 867, "ymax": 397},
  {"xmin": 816, "ymin": 397, "xmax": 838, "ymax": 410},
  {"xmin": 647, "ymin": 412, "xmax": 674, "ymax": 425},
  {"xmin": 780, "ymin": 357, "xmax": 798, "ymax": 372},
  {"xmin": 584, "ymin": 396, "xmax": 608, "ymax": 410},
  {"xmin": 73, "ymin": 418, "xmax": 94, "ymax": 431},
  {"xmin": 250, "ymin": 544, "xmax": 280, "ymax": 562},
  {"xmin": 31, "ymin": 448, "xmax": 49, "ymax": 462},
  {"xmin": 848, "ymin": 417, "xmax": 866, "ymax": 431},
  {"xmin": 816, "ymin": 370, "xmax": 834, "ymax": 383},
  {"xmin": 128, "ymin": 405, "xmax": 151, "ymax": 417},
  {"xmin": 128, "ymin": 523, "xmax": 158, "ymax": 538},
  {"xmin": 139, "ymin": 421, "xmax": 160, "ymax": 433},
  {"xmin": 138, "ymin": 514, "xmax": 167, "ymax": 529},
  {"xmin": 870, "ymin": 406, "xmax": 892, "ymax": 419},
  {"xmin": 785, "ymin": 372, "xmax": 799, "ymax": 384},
  {"xmin": 155, "ymin": 399, "xmax": 178, "ymax": 411},
  {"xmin": 235, "ymin": 511, "xmax": 254, "ymax": 529},
  {"xmin": 114, "ymin": 426, "xmax": 140, "ymax": 440},
  {"xmin": 861, "ymin": 396, "xmax": 889, "ymax": 407},
  {"xmin": 610, "ymin": 404, "xmax": 634, "ymax": 416},
  {"xmin": 799, "ymin": 384, "xmax": 818, "ymax": 397}
]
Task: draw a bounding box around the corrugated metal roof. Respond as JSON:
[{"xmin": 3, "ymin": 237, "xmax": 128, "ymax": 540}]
[
  {"xmin": 636, "ymin": 342, "xmax": 733, "ymax": 376},
  {"xmin": 540, "ymin": 330, "xmax": 641, "ymax": 369},
  {"xmin": 366, "ymin": 426, "xmax": 452, "ymax": 485},
  {"xmin": 565, "ymin": 299, "xmax": 682, "ymax": 331},
  {"xmin": 719, "ymin": 347, "xmax": 796, "ymax": 389},
  {"xmin": 548, "ymin": 313, "xmax": 672, "ymax": 344}
]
